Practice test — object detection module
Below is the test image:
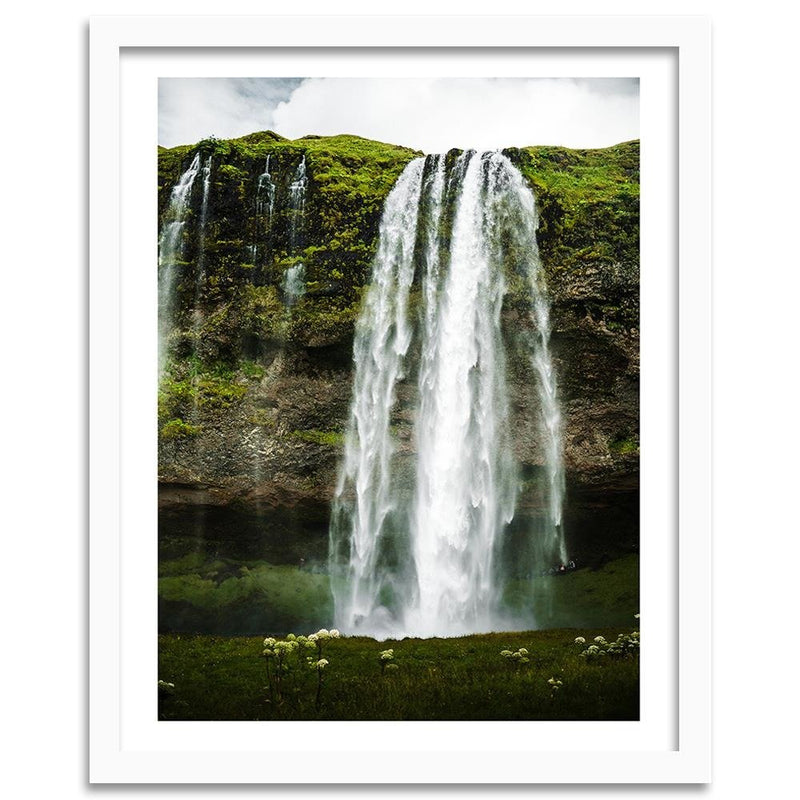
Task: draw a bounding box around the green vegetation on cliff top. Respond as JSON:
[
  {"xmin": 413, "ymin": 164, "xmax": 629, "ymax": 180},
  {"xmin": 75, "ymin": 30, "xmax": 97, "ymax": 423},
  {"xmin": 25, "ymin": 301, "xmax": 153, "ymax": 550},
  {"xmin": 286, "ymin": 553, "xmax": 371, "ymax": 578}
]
[{"xmin": 509, "ymin": 140, "xmax": 639, "ymax": 267}]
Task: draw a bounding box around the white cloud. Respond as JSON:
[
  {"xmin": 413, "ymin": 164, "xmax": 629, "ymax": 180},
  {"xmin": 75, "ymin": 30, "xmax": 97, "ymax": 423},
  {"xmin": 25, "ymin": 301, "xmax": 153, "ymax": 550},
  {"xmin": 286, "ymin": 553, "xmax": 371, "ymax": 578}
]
[
  {"xmin": 158, "ymin": 78, "xmax": 302, "ymax": 147},
  {"xmin": 159, "ymin": 77, "xmax": 638, "ymax": 152},
  {"xmin": 273, "ymin": 77, "xmax": 638, "ymax": 152}
]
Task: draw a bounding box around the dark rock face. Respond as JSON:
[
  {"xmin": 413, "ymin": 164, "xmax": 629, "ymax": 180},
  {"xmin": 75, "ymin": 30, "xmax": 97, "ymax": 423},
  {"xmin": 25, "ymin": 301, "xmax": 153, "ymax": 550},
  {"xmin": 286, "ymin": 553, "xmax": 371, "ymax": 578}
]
[{"xmin": 158, "ymin": 134, "xmax": 639, "ymax": 567}]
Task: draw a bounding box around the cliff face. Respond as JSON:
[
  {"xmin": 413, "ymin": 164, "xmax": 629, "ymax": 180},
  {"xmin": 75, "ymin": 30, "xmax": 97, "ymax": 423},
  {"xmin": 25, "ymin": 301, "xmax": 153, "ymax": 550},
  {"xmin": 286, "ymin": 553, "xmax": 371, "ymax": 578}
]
[{"xmin": 158, "ymin": 133, "xmax": 639, "ymax": 568}]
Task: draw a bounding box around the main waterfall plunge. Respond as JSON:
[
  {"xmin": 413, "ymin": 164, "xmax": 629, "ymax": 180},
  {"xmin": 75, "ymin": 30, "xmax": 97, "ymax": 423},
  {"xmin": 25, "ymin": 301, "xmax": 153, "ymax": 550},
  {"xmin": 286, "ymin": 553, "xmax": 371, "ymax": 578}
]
[{"xmin": 329, "ymin": 151, "xmax": 567, "ymax": 638}]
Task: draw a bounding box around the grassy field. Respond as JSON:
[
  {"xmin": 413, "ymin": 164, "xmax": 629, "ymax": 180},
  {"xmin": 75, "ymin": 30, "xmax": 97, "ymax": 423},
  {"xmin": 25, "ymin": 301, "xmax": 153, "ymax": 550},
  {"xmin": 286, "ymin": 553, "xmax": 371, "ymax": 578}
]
[{"xmin": 158, "ymin": 624, "xmax": 639, "ymax": 721}]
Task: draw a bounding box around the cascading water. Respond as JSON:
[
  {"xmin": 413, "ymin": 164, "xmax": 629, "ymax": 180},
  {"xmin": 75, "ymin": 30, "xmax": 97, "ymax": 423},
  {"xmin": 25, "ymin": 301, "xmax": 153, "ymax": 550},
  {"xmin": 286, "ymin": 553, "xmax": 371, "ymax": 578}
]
[
  {"xmin": 158, "ymin": 152, "xmax": 202, "ymax": 368},
  {"xmin": 288, "ymin": 155, "xmax": 307, "ymax": 250},
  {"xmin": 329, "ymin": 159, "xmax": 425, "ymax": 636},
  {"xmin": 282, "ymin": 155, "xmax": 308, "ymax": 307},
  {"xmin": 329, "ymin": 151, "xmax": 566, "ymax": 638},
  {"xmin": 251, "ymin": 155, "xmax": 276, "ymax": 263},
  {"xmin": 281, "ymin": 264, "xmax": 306, "ymax": 306},
  {"xmin": 195, "ymin": 155, "xmax": 212, "ymax": 283}
]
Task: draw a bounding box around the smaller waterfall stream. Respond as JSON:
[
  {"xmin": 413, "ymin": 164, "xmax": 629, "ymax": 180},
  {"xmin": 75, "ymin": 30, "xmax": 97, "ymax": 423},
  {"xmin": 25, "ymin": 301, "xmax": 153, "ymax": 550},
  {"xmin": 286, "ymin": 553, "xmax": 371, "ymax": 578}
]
[
  {"xmin": 284, "ymin": 155, "xmax": 308, "ymax": 307},
  {"xmin": 281, "ymin": 264, "xmax": 306, "ymax": 306},
  {"xmin": 251, "ymin": 155, "xmax": 276, "ymax": 263},
  {"xmin": 288, "ymin": 155, "xmax": 307, "ymax": 250},
  {"xmin": 195, "ymin": 156, "xmax": 212, "ymax": 282},
  {"xmin": 158, "ymin": 152, "xmax": 203, "ymax": 369}
]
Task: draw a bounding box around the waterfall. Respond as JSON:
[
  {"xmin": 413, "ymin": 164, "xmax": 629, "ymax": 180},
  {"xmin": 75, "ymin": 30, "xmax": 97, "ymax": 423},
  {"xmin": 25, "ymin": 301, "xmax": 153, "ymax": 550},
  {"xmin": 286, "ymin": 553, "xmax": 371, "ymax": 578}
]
[
  {"xmin": 288, "ymin": 155, "xmax": 307, "ymax": 251},
  {"xmin": 251, "ymin": 155, "xmax": 276, "ymax": 263},
  {"xmin": 194, "ymin": 155, "xmax": 212, "ymax": 295},
  {"xmin": 283, "ymin": 154, "xmax": 308, "ymax": 307},
  {"xmin": 408, "ymin": 152, "xmax": 518, "ymax": 636},
  {"xmin": 199, "ymin": 156, "xmax": 212, "ymax": 235},
  {"xmin": 281, "ymin": 263, "xmax": 306, "ymax": 306},
  {"xmin": 158, "ymin": 152, "xmax": 202, "ymax": 369},
  {"xmin": 330, "ymin": 151, "xmax": 567, "ymax": 638},
  {"xmin": 329, "ymin": 159, "xmax": 425, "ymax": 636}
]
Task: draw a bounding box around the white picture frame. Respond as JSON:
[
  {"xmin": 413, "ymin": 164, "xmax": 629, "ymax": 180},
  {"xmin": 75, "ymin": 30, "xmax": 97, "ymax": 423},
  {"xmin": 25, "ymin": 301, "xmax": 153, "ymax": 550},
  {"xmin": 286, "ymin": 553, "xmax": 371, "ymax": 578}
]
[{"xmin": 89, "ymin": 14, "xmax": 710, "ymax": 784}]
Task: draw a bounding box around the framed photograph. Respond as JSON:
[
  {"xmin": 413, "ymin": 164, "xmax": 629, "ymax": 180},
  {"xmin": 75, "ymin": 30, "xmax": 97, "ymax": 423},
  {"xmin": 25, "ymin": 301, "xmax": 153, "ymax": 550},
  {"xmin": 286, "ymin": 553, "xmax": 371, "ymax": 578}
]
[{"xmin": 90, "ymin": 14, "xmax": 710, "ymax": 783}]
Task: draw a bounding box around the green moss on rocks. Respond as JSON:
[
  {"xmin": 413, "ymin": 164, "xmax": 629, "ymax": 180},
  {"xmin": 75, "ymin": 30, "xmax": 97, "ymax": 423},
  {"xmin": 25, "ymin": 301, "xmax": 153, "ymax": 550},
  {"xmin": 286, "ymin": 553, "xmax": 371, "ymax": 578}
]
[
  {"xmin": 608, "ymin": 435, "xmax": 639, "ymax": 455},
  {"xmin": 290, "ymin": 429, "xmax": 345, "ymax": 447},
  {"xmin": 161, "ymin": 418, "xmax": 202, "ymax": 439}
]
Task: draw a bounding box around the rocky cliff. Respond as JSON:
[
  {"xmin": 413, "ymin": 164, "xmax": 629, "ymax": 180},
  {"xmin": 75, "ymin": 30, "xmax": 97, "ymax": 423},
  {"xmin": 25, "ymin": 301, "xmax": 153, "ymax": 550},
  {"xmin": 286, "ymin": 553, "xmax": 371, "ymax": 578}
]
[{"xmin": 157, "ymin": 132, "xmax": 639, "ymax": 574}]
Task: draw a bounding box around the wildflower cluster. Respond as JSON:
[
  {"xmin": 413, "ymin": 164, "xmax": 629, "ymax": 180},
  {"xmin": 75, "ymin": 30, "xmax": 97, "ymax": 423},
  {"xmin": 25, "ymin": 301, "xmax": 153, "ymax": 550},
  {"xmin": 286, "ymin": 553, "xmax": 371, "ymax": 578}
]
[
  {"xmin": 547, "ymin": 677, "xmax": 563, "ymax": 693},
  {"xmin": 575, "ymin": 617, "xmax": 640, "ymax": 662},
  {"xmin": 157, "ymin": 680, "xmax": 175, "ymax": 694},
  {"xmin": 261, "ymin": 627, "xmax": 341, "ymax": 709},
  {"xmin": 500, "ymin": 647, "xmax": 529, "ymax": 666},
  {"xmin": 379, "ymin": 648, "xmax": 396, "ymax": 674}
]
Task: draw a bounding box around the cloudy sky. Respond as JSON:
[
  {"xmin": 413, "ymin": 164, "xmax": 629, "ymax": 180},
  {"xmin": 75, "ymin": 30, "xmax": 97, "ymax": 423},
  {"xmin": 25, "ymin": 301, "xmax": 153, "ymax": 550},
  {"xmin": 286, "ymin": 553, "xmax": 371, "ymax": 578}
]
[{"xmin": 159, "ymin": 77, "xmax": 638, "ymax": 153}]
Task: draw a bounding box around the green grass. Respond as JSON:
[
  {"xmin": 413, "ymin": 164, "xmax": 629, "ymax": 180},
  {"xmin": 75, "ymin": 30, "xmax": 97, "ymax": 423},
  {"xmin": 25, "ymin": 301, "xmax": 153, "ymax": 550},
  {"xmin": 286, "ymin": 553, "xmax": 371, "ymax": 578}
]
[{"xmin": 158, "ymin": 627, "xmax": 638, "ymax": 721}]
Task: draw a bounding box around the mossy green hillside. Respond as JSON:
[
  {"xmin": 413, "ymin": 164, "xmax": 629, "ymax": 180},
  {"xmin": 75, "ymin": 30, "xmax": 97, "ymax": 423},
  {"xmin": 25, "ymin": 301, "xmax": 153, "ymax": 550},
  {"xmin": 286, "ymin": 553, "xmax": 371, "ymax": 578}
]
[
  {"xmin": 158, "ymin": 131, "xmax": 421, "ymax": 304},
  {"xmin": 158, "ymin": 134, "xmax": 639, "ymax": 364}
]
